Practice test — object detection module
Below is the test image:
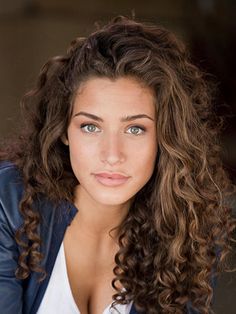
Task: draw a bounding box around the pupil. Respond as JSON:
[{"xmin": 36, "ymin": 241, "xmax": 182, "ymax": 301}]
[
  {"xmin": 89, "ymin": 125, "xmax": 95, "ymax": 132},
  {"xmin": 132, "ymin": 127, "xmax": 139, "ymax": 134}
]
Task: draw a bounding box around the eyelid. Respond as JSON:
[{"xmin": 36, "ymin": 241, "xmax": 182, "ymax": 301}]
[
  {"xmin": 126, "ymin": 125, "xmax": 146, "ymax": 135},
  {"xmin": 79, "ymin": 122, "xmax": 147, "ymax": 134},
  {"xmin": 80, "ymin": 123, "xmax": 101, "ymax": 133}
]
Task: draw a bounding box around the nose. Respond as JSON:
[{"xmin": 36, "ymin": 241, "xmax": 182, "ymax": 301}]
[{"xmin": 100, "ymin": 132, "xmax": 125, "ymax": 165}]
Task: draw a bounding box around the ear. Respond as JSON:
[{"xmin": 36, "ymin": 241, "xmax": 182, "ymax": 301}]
[{"xmin": 61, "ymin": 134, "xmax": 69, "ymax": 146}]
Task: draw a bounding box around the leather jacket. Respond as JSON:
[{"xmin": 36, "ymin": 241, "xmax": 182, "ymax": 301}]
[{"xmin": 0, "ymin": 162, "xmax": 200, "ymax": 313}]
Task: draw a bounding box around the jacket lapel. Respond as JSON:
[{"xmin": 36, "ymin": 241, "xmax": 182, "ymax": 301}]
[{"xmin": 129, "ymin": 303, "xmax": 138, "ymax": 314}]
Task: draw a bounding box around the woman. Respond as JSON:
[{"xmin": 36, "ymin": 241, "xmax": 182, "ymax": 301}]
[{"xmin": 0, "ymin": 15, "xmax": 235, "ymax": 314}]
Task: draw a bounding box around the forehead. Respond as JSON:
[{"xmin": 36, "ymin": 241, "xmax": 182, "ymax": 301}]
[{"xmin": 72, "ymin": 76, "xmax": 156, "ymax": 116}]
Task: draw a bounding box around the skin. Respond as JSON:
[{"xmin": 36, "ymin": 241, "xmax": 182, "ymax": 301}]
[
  {"xmin": 62, "ymin": 76, "xmax": 158, "ymax": 313},
  {"xmin": 66, "ymin": 78, "xmax": 157, "ymax": 235},
  {"xmin": 65, "ymin": 76, "xmax": 157, "ymax": 236}
]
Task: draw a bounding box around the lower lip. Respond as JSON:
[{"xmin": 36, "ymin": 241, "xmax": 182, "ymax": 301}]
[{"xmin": 94, "ymin": 175, "xmax": 130, "ymax": 187}]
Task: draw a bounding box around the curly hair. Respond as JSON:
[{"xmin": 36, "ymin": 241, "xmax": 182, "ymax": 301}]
[{"xmin": 1, "ymin": 15, "xmax": 235, "ymax": 314}]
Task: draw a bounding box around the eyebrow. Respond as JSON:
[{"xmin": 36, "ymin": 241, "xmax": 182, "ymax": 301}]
[{"xmin": 73, "ymin": 111, "xmax": 155, "ymax": 122}]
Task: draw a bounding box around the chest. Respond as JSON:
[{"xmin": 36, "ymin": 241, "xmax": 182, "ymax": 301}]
[{"xmin": 63, "ymin": 225, "xmax": 122, "ymax": 314}]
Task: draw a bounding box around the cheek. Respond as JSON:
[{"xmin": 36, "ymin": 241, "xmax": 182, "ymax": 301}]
[
  {"xmin": 144, "ymin": 146, "xmax": 157, "ymax": 176},
  {"xmin": 131, "ymin": 145, "xmax": 157, "ymax": 184},
  {"xmin": 68, "ymin": 131, "xmax": 98, "ymax": 162},
  {"xmin": 69, "ymin": 143, "xmax": 95, "ymax": 169},
  {"xmin": 137, "ymin": 141, "xmax": 157, "ymax": 165}
]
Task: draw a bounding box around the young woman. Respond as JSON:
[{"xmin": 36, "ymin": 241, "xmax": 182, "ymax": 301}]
[{"xmin": 0, "ymin": 15, "xmax": 235, "ymax": 314}]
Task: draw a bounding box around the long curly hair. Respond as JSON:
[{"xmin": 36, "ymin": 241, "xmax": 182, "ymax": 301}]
[{"xmin": 1, "ymin": 15, "xmax": 235, "ymax": 314}]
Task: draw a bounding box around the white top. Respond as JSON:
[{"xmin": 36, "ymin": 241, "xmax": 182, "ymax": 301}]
[{"xmin": 37, "ymin": 241, "xmax": 133, "ymax": 314}]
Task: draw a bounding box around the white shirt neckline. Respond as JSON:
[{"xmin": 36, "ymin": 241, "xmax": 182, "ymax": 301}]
[
  {"xmin": 37, "ymin": 241, "xmax": 133, "ymax": 314},
  {"xmin": 61, "ymin": 241, "xmax": 113, "ymax": 313}
]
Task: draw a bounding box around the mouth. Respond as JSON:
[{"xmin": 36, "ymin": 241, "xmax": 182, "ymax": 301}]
[
  {"xmin": 94, "ymin": 172, "xmax": 129, "ymax": 179},
  {"xmin": 93, "ymin": 172, "xmax": 130, "ymax": 187}
]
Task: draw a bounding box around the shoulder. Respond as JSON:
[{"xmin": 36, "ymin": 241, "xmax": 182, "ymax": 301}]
[
  {"xmin": 0, "ymin": 161, "xmax": 24, "ymax": 231},
  {"xmin": 0, "ymin": 160, "xmax": 77, "ymax": 231},
  {"xmin": 0, "ymin": 161, "xmax": 23, "ymax": 187}
]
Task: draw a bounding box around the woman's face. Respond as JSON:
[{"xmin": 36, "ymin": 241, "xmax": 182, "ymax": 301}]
[{"xmin": 65, "ymin": 76, "xmax": 157, "ymax": 206}]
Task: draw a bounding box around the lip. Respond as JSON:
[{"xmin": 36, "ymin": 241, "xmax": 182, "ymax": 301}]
[
  {"xmin": 94, "ymin": 172, "xmax": 129, "ymax": 179},
  {"xmin": 93, "ymin": 172, "xmax": 130, "ymax": 187}
]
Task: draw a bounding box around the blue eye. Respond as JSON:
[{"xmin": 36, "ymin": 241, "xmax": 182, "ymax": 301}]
[
  {"xmin": 127, "ymin": 126, "xmax": 145, "ymax": 135},
  {"xmin": 80, "ymin": 123, "xmax": 100, "ymax": 133}
]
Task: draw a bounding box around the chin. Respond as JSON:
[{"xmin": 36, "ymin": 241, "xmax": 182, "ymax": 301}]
[{"xmin": 92, "ymin": 192, "xmax": 132, "ymax": 206}]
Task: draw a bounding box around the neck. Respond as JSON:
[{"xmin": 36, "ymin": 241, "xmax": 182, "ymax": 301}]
[{"xmin": 73, "ymin": 185, "xmax": 131, "ymax": 241}]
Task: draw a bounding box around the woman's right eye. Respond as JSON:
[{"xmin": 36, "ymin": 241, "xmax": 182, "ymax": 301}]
[{"xmin": 80, "ymin": 123, "xmax": 100, "ymax": 133}]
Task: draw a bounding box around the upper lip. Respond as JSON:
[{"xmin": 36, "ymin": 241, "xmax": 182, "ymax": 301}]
[{"xmin": 94, "ymin": 172, "xmax": 130, "ymax": 179}]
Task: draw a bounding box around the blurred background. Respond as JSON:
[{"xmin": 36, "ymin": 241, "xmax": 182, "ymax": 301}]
[{"xmin": 0, "ymin": 0, "xmax": 235, "ymax": 313}]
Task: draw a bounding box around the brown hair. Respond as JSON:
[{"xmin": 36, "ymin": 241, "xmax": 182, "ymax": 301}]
[{"xmin": 1, "ymin": 15, "xmax": 235, "ymax": 314}]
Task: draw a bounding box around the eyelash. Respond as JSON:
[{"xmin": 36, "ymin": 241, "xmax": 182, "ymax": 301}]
[{"xmin": 79, "ymin": 123, "xmax": 146, "ymax": 135}]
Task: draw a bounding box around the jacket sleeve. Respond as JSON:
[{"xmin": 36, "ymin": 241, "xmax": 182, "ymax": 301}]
[{"xmin": 0, "ymin": 202, "xmax": 23, "ymax": 314}]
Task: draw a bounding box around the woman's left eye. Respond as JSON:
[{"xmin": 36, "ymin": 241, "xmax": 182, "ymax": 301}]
[{"xmin": 126, "ymin": 126, "xmax": 146, "ymax": 135}]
